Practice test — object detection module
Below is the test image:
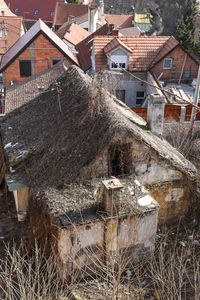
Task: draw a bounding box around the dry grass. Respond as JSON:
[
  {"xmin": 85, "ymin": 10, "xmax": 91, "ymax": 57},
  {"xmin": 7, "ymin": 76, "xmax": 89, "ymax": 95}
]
[{"xmin": 1, "ymin": 226, "xmax": 200, "ymax": 300}]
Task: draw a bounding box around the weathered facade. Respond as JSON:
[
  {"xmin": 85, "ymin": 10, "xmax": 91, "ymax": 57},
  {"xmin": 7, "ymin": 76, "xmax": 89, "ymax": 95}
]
[{"xmin": 0, "ymin": 66, "xmax": 197, "ymax": 276}]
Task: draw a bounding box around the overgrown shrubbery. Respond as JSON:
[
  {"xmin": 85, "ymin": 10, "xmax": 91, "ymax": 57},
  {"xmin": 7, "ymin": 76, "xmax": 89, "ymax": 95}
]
[{"xmin": 1, "ymin": 226, "xmax": 200, "ymax": 300}]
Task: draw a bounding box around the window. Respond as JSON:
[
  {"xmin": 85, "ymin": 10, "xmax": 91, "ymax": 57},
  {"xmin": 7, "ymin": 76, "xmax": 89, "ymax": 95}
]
[
  {"xmin": 163, "ymin": 58, "xmax": 173, "ymax": 69},
  {"xmin": 53, "ymin": 60, "xmax": 60, "ymax": 65},
  {"xmin": 136, "ymin": 91, "xmax": 145, "ymax": 106},
  {"xmin": 109, "ymin": 143, "xmax": 132, "ymax": 176},
  {"xmin": 15, "ymin": 8, "xmax": 19, "ymax": 14},
  {"xmin": 34, "ymin": 9, "xmax": 39, "ymax": 15},
  {"xmin": 0, "ymin": 30, "xmax": 2, "ymax": 40},
  {"xmin": 116, "ymin": 89, "xmax": 126, "ymax": 102},
  {"xmin": 110, "ymin": 55, "xmax": 127, "ymax": 70},
  {"xmin": 19, "ymin": 61, "xmax": 32, "ymax": 77},
  {"xmin": 50, "ymin": 11, "xmax": 54, "ymax": 17}
]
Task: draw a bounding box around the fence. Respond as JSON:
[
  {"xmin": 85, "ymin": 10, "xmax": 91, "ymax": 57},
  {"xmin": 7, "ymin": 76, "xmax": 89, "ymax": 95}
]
[{"xmin": 131, "ymin": 104, "xmax": 200, "ymax": 122}]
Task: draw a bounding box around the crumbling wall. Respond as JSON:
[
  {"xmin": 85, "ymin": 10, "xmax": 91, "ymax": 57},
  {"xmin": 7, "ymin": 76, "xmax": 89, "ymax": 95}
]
[
  {"xmin": 81, "ymin": 134, "xmax": 196, "ymax": 225},
  {"xmin": 56, "ymin": 210, "xmax": 157, "ymax": 278}
]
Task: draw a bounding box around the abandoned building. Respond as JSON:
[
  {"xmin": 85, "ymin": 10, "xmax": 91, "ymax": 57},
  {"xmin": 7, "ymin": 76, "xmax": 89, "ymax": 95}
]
[
  {"xmin": 0, "ymin": 66, "xmax": 197, "ymax": 275},
  {"xmin": 0, "ymin": 19, "xmax": 79, "ymax": 86}
]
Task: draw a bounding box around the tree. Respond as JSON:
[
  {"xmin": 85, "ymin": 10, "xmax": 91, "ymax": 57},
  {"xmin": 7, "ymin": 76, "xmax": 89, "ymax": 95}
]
[{"xmin": 176, "ymin": 0, "xmax": 198, "ymax": 51}]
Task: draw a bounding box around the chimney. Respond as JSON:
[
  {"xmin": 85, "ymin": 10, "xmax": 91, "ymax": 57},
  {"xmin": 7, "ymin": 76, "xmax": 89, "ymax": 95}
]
[
  {"xmin": 140, "ymin": 31, "xmax": 145, "ymax": 36},
  {"xmin": 88, "ymin": 2, "xmax": 97, "ymax": 33},
  {"xmin": 99, "ymin": 0, "xmax": 105, "ymax": 25},
  {"xmin": 102, "ymin": 178, "xmax": 123, "ymax": 215},
  {"xmin": 112, "ymin": 28, "xmax": 120, "ymax": 36},
  {"xmin": 147, "ymin": 93, "xmax": 165, "ymax": 136}
]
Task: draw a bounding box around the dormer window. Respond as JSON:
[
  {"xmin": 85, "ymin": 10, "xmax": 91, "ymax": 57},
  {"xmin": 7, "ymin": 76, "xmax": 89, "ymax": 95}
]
[
  {"xmin": 34, "ymin": 9, "xmax": 39, "ymax": 15},
  {"xmin": 15, "ymin": 8, "xmax": 19, "ymax": 14},
  {"xmin": 109, "ymin": 55, "xmax": 128, "ymax": 70},
  {"xmin": 50, "ymin": 11, "xmax": 54, "ymax": 17}
]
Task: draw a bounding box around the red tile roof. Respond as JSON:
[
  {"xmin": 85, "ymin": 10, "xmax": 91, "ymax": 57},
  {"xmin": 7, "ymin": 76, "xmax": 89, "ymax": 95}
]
[
  {"xmin": 104, "ymin": 38, "xmax": 133, "ymax": 54},
  {"xmin": 0, "ymin": 16, "xmax": 23, "ymax": 55},
  {"xmin": 56, "ymin": 22, "xmax": 90, "ymax": 45},
  {"xmin": 93, "ymin": 36, "xmax": 179, "ymax": 72},
  {"xmin": 53, "ymin": 2, "xmax": 88, "ymax": 27},
  {"xmin": 4, "ymin": 0, "xmax": 62, "ymax": 22},
  {"xmin": 0, "ymin": 19, "xmax": 79, "ymax": 72},
  {"xmin": 76, "ymin": 23, "xmax": 114, "ymax": 71},
  {"xmin": 104, "ymin": 14, "xmax": 133, "ymax": 29}
]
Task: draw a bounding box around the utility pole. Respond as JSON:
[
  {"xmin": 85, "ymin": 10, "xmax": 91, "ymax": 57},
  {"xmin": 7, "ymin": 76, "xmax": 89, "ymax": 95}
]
[
  {"xmin": 190, "ymin": 65, "xmax": 200, "ymax": 133},
  {"xmin": 2, "ymin": 20, "xmax": 8, "ymax": 51}
]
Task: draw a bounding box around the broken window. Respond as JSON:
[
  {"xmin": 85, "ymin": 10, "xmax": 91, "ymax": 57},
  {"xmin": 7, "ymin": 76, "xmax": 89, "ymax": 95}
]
[
  {"xmin": 109, "ymin": 143, "xmax": 132, "ymax": 176},
  {"xmin": 19, "ymin": 61, "xmax": 32, "ymax": 77}
]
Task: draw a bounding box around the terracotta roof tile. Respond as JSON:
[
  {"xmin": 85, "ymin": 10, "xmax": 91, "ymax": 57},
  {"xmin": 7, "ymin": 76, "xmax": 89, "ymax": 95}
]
[
  {"xmin": 56, "ymin": 22, "xmax": 90, "ymax": 46},
  {"xmin": 105, "ymin": 14, "xmax": 133, "ymax": 29},
  {"xmin": 76, "ymin": 23, "xmax": 114, "ymax": 71},
  {"xmin": 4, "ymin": 0, "xmax": 62, "ymax": 22},
  {"xmin": 93, "ymin": 36, "xmax": 180, "ymax": 72},
  {"xmin": 5, "ymin": 61, "xmax": 68, "ymax": 113},
  {"xmin": 104, "ymin": 38, "xmax": 133, "ymax": 54},
  {"xmin": 53, "ymin": 2, "xmax": 88, "ymax": 27},
  {"xmin": 0, "ymin": 19, "xmax": 79, "ymax": 72}
]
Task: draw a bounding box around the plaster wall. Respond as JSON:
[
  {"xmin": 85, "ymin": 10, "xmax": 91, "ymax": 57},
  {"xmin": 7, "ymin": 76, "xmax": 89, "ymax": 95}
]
[
  {"xmin": 81, "ymin": 135, "xmax": 194, "ymax": 224},
  {"xmin": 57, "ymin": 210, "xmax": 158, "ymax": 277}
]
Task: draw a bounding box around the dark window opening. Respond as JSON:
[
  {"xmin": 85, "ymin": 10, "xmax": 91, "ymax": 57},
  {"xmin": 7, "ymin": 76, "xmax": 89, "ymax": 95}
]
[
  {"xmin": 19, "ymin": 61, "xmax": 32, "ymax": 77},
  {"xmin": 136, "ymin": 91, "xmax": 145, "ymax": 106},
  {"xmin": 53, "ymin": 60, "xmax": 60, "ymax": 65},
  {"xmin": 109, "ymin": 143, "xmax": 132, "ymax": 177},
  {"xmin": 116, "ymin": 89, "xmax": 126, "ymax": 103}
]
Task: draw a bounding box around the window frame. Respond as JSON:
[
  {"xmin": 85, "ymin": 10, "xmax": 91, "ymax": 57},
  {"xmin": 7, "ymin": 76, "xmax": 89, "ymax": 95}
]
[
  {"xmin": 19, "ymin": 60, "xmax": 32, "ymax": 77},
  {"xmin": 136, "ymin": 91, "xmax": 145, "ymax": 107},
  {"xmin": 163, "ymin": 58, "xmax": 173, "ymax": 69}
]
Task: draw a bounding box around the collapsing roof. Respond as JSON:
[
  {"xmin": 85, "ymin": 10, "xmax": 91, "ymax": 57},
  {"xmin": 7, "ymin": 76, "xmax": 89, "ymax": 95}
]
[
  {"xmin": 0, "ymin": 66, "xmax": 197, "ymax": 223},
  {"xmin": 1, "ymin": 65, "xmax": 197, "ymax": 186},
  {"xmin": 0, "ymin": 19, "xmax": 79, "ymax": 72}
]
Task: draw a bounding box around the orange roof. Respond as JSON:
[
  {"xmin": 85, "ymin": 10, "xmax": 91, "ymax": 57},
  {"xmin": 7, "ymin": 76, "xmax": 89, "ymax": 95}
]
[
  {"xmin": 0, "ymin": 16, "xmax": 23, "ymax": 55},
  {"xmin": 76, "ymin": 23, "xmax": 114, "ymax": 71},
  {"xmin": 53, "ymin": 2, "xmax": 88, "ymax": 26},
  {"xmin": 104, "ymin": 14, "xmax": 133, "ymax": 29},
  {"xmin": 56, "ymin": 23, "xmax": 90, "ymax": 46},
  {"xmin": 93, "ymin": 36, "xmax": 179, "ymax": 72},
  {"xmin": 104, "ymin": 38, "xmax": 133, "ymax": 54}
]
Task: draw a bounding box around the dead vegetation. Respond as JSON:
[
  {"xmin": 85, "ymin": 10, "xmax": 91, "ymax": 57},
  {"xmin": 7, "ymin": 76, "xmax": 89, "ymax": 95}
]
[{"xmin": 1, "ymin": 225, "xmax": 200, "ymax": 300}]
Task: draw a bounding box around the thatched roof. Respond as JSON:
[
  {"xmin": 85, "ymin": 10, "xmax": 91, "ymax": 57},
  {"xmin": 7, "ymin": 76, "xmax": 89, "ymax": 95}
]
[{"xmin": 1, "ymin": 66, "xmax": 197, "ymax": 193}]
